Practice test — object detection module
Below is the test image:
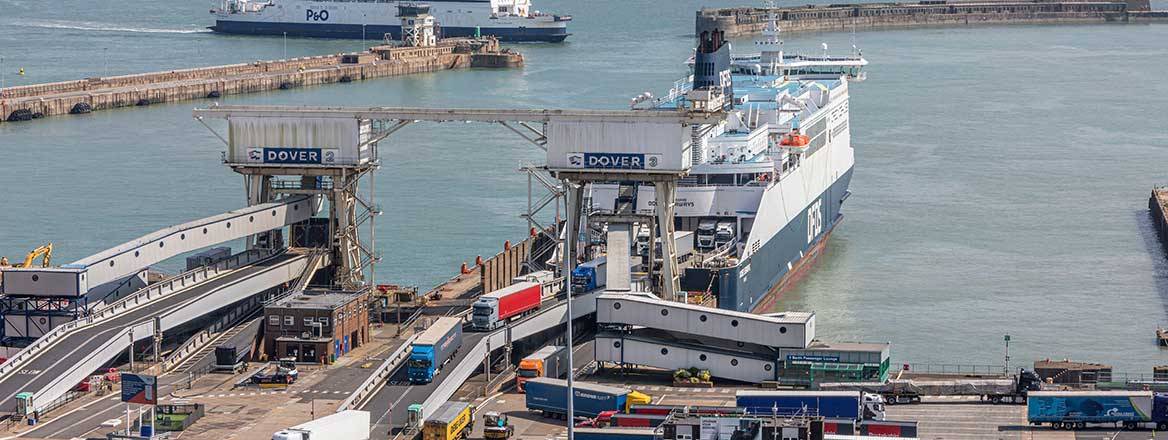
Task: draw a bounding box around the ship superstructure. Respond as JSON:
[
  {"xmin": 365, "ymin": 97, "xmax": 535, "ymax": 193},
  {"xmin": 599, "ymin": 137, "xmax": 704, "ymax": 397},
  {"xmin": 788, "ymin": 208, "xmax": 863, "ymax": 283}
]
[
  {"xmin": 210, "ymin": 0, "xmax": 571, "ymax": 42},
  {"xmin": 589, "ymin": 15, "xmax": 865, "ymax": 312}
]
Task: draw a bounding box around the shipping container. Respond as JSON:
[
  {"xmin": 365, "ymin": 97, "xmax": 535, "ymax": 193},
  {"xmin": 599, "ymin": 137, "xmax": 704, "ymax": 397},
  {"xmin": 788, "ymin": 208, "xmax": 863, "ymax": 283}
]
[
  {"xmin": 471, "ymin": 282, "xmax": 542, "ymax": 331},
  {"xmin": 546, "ymin": 119, "xmax": 692, "ymax": 173},
  {"xmin": 1027, "ymin": 391, "xmax": 1168, "ymax": 429},
  {"xmin": 422, "ymin": 402, "xmax": 474, "ymax": 440},
  {"xmin": 272, "ymin": 410, "xmax": 370, "ymax": 440},
  {"xmin": 573, "ymin": 427, "xmax": 658, "ymax": 440},
  {"xmin": 517, "ymin": 345, "xmax": 569, "ymax": 392},
  {"xmin": 408, "ymin": 317, "xmax": 463, "ymax": 384},
  {"xmin": 597, "ymin": 292, "xmax": 814, "ymax": 349},
  {"xmin": 524, "ymin": 378, "xmax": 649, "ymax": 418}
]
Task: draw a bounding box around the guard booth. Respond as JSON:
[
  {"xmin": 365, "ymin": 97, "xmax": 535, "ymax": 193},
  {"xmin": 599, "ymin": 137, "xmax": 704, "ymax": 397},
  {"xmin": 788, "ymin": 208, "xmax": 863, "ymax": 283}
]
[{"xmin": 15, "ymin": 392, "xmax": 33, "ymax": 421}]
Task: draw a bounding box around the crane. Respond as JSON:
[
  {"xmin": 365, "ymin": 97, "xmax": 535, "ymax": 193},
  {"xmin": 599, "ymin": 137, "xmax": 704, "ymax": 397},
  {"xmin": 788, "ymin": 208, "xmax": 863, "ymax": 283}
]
[{"xmin": 0, "ymin": 243, "xmax": 53, "ymax": 269}]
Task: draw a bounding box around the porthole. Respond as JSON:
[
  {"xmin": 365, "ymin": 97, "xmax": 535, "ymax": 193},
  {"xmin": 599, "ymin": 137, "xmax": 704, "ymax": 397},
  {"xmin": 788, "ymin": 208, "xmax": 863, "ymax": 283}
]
[
  {"xmin": 31, "ymin": 275, "xmax": 39, "ymax": 282},
  {"xmin": 203, "ymin": 228, "xmax": 208, "ymax": 234},
  {"xmin": 293, "ymin": 204, "xmax": 299, "ymax": 211},
  {"xmin": 134, "ymin": 251, "xmax": 140, "ymax": 258},
  {"xmin": 180, "ymin": 233, "xmax": 186, "ymax": 240},
  {"xmin": 159, "ymin": 242, "xmax": 165, "ymax": 248},
  {"xmin": 780, "ymin": 326, "xmax": 787, "ymax": 334},
  {"xmin": 613, "ymin": 341, "xmax": 621, "ymax": 348},
  {"xmin": 731, "ymin": 359, "xmax": 739, "ymax": 366},
  {"xmin": 660, "ymin": 348, "xmax": 668, "ymax": 355},
  {"xmin": 226, "ymin": 222, "xmax": 231, "ymax": 229},
  {"xmin": 271, "ymin": 210, "xmax": 277, "ymax": 216},
  {"xmin": 731, "ymin": 319, "xmax": 739, "ymax": 327},
  {"xmin": 660, "ymin": 309, "xmax": 668, "ymax": 317},
  {"xmin": 249, "ymin": 215, "xmax": 255, "ymax": 223},
  {"xmin": 765, "ymin": 364, "xmax": 773, "ymax": 371},
  {"xmin": 699, "ymin": 354, "xmax": 707, "ymax": 362},
  {"xmin": 109, "ymin": 260, "xmax": 115, "ymax": 267},
  {"xmin": 613, "ymin": 302, "xmax": 621, "ymax": 310},
  {"xmin": 699, "ymin": 315, "xmax": 707, "ymax": 322},
  {"xmin": 737, "ymin": 341, "xmax": 745, "ymax": 348}
]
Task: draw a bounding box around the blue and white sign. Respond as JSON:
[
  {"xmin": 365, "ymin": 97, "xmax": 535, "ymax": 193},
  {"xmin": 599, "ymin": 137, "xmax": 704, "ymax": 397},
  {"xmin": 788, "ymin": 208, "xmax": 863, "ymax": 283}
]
[
  {"xmin": 247, "ymin": 147, "xmax": 339, "ymax": 165},
  {"xmin": 566, "ymin": 152, "xmax": 663, "ymax": 170},
  {"xmin": 787, "ymin": 354, "xmax": 840, "ymax": 363}
]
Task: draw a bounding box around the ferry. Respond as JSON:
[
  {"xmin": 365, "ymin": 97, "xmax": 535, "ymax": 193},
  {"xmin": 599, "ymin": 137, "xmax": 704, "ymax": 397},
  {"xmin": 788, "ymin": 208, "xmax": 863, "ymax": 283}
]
[
  {"xmin": 590, "ymin": 13, "xmax": 866, "ymax": 313},
  {"xmin": 209, "ymin": 0, "xmax": 571, "ymax": 42}
]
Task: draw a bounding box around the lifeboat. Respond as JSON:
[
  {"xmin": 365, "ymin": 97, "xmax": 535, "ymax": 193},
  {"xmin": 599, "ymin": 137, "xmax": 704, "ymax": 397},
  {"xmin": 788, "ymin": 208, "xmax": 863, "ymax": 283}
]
[{"xmin": 779, "ymin": 130, "xmax": 810, "ymax": 148}]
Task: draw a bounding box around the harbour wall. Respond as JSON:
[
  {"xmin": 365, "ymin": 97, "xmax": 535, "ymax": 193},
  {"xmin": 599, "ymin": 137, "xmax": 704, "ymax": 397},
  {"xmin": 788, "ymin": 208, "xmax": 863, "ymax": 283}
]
[
  {"xmin": 0, "ymin": 38, "xmax": 522, "ymax": 122},
  {"xmin": 1150, "ymin": 188, "xmax": 1168, "ymax": 256},
  {"xmin": 697, "ymin": 0, "xmax": 1167, "ymax": 38}
]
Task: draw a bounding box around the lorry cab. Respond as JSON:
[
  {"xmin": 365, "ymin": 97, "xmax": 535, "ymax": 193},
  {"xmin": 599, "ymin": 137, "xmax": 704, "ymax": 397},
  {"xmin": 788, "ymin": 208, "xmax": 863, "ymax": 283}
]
[
  {"xmin": 696, "ymin": 219, "xmax": 717, "ymax": 250},
  {"xmin": 635, "ymin": 226, "xmax": 651, "ymax": 258},
  {"xmin": 407, "ymin": 347, "xmax": 437, "ymax": 383},
  {"xmin": 714, "ymin": 221, "xmax": 736, "ymax": 249},
  {"xmin": 471, "ymin": 297, "xmax": 499, "ymax": 331},
  {"xmin": 862, "ymin": 393, "xmax": 886, "ymax": 421}
]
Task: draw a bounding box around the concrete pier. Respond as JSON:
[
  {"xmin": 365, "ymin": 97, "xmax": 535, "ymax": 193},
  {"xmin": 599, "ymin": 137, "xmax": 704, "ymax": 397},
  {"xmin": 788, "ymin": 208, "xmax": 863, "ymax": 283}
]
[
  {"xmin": 697, "ymin": 0, "xmax": 1168, "ymax": 38},
  {"xmin": 0, "ymin": 38, "xmax": 522, "ymax": 123},
  {"xmin": 1150, "ymin": 187, "xmax": 1168, "ymax": 255}
]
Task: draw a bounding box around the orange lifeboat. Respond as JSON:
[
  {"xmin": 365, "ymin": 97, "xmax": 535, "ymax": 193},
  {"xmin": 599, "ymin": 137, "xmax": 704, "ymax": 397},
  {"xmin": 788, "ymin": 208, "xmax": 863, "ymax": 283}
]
[{"xmin": 779, "ymin": 130, "xmax": 810, "ymax": 147}]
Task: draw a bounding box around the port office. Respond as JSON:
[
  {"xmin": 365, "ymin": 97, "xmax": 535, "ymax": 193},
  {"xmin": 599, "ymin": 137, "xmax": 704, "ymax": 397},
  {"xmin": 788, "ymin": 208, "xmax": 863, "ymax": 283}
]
[
  {"xmin": 409, "ymin": 316, "xmax": 463, "ymax": 383},
  {"xmin": 264, "ymin": 288, "xmax": 370, "ymax": 363}
]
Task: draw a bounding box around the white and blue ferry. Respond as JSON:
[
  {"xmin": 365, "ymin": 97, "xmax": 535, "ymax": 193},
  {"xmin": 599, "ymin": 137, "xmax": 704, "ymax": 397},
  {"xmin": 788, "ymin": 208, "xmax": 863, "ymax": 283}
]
[
  {"xmin": 590, "ymin": 16, "xmax": 866, "ymax": 313},
  {"xmin": 210, "ymin": 0, "xmax": 571, "ymax": 42}
]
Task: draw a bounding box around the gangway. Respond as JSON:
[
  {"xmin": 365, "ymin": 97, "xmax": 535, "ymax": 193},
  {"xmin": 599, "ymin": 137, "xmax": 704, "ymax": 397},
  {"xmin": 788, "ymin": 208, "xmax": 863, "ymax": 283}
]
[
  {"xmin": 0, "ymin": 250, "xmax": 315, "ymax": 415},
  {"xmin": 595, "ymin": 328, "xmax": 779, "ymax": 383},
  {"xmin": 596, "ymin": 292, "xmax": 814, "ymax": 349}
]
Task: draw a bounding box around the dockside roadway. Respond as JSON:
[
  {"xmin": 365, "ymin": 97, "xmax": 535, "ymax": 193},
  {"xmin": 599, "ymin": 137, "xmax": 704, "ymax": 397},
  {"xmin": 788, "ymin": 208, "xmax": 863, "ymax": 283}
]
[{"xmin": 0, "ymin": 252, "xmax": 310, "ymax": 414}]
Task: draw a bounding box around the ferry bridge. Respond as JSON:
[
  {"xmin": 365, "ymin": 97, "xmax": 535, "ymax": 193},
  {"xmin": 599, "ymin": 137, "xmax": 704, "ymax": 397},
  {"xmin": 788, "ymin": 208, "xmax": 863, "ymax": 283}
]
[{"xmin": 0, "ymin": 101, "xmax": 727, "ymax": 424}]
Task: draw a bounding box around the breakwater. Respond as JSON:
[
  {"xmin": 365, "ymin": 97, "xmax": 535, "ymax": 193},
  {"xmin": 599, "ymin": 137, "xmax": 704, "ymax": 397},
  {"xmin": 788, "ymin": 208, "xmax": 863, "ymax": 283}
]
[
  {"xmin": 1151, "ymin": 188, "xmax": 1168, "ymax": 256},
  {"xmin": 697, "ymin": 0, "xmax": 1167, "ymax": 37},
  {"xmin": 0, "ymin": 38, "xmax": 522, "ymax": 122}
]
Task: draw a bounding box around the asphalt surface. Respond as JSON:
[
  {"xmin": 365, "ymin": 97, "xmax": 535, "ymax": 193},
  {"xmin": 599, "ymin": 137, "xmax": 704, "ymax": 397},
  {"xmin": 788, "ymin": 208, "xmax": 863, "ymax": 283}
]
[{"xmin": 0, "ymin": 254, "xmax": 298, "ymax": 414}]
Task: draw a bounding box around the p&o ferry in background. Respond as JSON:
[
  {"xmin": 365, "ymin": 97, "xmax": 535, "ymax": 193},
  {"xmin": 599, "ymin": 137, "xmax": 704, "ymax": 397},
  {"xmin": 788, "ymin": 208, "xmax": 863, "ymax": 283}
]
[
  {"xmin": 590, "ymin": 13, "xmax": 866, "ymax": 313},
  {"xmin": 209, "ymin": 0, "xmax": 571, "ymax": 42}
]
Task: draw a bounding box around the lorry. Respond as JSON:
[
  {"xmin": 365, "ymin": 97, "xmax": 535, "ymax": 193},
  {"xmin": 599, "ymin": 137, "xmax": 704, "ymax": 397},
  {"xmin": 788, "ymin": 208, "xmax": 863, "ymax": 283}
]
[
  {"xmin": 1027, "ymin": 390, "xmax": 1168, "ymax": 430},
  {"xmin": 819, "ymin": 368, "xmax": 1043, "ymax": 404},
  {"xmin": 471, "ymin": 282, "xmax": 542, "ymax": 331},
  {"xmin": 735, "ymin": 390, "xmax": 885, "ymax": 421},
  {"xmin": 512, "ymin": 270, "xmax": 558, "ymax": 297},
  {"xmin": 422, "ymin": 401, "xmax": 474, "ymax": 440},
  {"xmin": 571, "ymin": 257, "xmax": 607, "ymax": 292},
  {"xmin": 714, "ymin": 221, "xmax": 736, "ymax": 249},
  {"xmin": 271, "ymin": 409, "xmax": 370, "ymax": 440},
  {"xmin": 696, "ymin": 219, "xmax": 718, "ymax": 250},
  {"xmin": 482, "ymin": 411, "xmax": 513, "ymax": 439},
  {"xmin": 408, "ymin": 316, "xmax": 463, "ymax": 384},
  {"xmin": 524, "ymin": 377, "xmax": 652, "ymax": 418},
  {"xmin": 652, "ymin": 231, "xmax": 695, "ymax": 262},
  {"xmin": 516, "ymin": 345, "xmax": 569, "ymax": 392},
  {"xmin": 251, "ymin": 358, "xmax": 299, "ymax": 386}
]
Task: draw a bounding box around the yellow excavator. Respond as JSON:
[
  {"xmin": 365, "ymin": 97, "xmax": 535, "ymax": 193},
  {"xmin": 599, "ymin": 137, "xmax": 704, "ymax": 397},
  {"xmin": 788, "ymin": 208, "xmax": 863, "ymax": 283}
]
[{"xmin": 0, "ymin": 243, "xmax": 54, "ymax": 269}]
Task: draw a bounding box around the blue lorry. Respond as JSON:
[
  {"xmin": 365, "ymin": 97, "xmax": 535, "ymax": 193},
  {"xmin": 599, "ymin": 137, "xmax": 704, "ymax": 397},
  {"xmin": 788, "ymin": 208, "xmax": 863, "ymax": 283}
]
[
  {"xmin": 570, "ymin": 257, "xmax": 607, "ymax": 292},
  {"xmin": 1028, "ymin": 390, "xmax": 1168, "ymax": 430},
  {"xmin": 524, "ymin": 377, "xmax": 650, "ymax": 418},
  {"xmin": 736, "ymin": 390, "xmax": 885, "ymax": 421},
  {"xmin": 407, "ymin": 317, "xmax": 463, "ymax": 384}
]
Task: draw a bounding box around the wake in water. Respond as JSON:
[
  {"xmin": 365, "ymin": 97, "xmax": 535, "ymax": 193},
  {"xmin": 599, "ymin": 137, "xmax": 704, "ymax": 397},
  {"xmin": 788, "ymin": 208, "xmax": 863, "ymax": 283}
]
[{"xmin": 13, "ymin": 19, "xmax": 211, "ymax": 34}]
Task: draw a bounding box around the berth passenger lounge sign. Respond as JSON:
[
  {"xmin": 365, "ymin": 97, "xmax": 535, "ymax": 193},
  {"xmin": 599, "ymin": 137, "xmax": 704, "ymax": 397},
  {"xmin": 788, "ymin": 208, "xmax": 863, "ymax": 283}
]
[{"xmin": 567, "ymin": 152, "xmax": 663, "ymax": 170}]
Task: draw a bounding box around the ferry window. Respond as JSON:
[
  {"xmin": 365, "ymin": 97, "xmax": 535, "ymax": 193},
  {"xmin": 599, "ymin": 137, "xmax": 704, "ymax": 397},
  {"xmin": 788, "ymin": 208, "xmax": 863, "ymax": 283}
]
[
  {"xmin": 320, "ymin": 317, "xmax": 329, "ymax": 326},
  {"xmin": 304, "ymin": 317, "xmax": 314, "ymax": 326},
  {"xmin": 284, "ymin": 316, "xmax": 294, "ymax": 326},
  {"xmin": 708, "ymin": 174, "xmax": 734, "ymax": 185},
  {"xmin": 269, "ymin": 315, "xmax": 280, "ymax": 326}
]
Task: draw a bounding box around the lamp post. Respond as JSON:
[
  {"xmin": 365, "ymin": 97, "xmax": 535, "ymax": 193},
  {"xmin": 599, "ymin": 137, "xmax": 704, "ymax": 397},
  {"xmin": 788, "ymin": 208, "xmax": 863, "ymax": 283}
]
[
  {"xmin": 1003, "ymin": 334, "xmax": 1011, "ymax": 375},
  {"xmin": 283, "ymin": 32, "xmax": 288, "ymax": 59},
  {"xmin": 1, "ymin": 56, "xmax": 6, "ymax": 97}
]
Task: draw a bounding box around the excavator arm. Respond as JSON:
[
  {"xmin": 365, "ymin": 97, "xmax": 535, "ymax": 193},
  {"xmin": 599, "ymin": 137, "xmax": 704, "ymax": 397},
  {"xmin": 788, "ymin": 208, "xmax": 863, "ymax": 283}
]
[{"xmin": 2, "ymin": 243, "xmax": 53, "ymax": 268}]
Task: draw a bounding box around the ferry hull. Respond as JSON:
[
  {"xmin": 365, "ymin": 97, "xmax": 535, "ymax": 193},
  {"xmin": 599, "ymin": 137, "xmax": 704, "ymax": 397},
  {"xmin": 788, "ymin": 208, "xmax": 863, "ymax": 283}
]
[
  {"xmin": 210, "ymin": 20, "xmax": 569, "ymax": 42},
  {"xmin": 716, "ymin": 166, "xmax": 853, "ymax": 312}
]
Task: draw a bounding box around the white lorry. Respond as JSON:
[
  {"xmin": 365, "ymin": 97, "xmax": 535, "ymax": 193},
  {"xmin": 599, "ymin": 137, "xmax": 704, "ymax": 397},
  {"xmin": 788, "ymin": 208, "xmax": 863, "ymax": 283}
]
[{"xmin": 272, "ymin": 410, "xmax": 370, "ymax": 440}]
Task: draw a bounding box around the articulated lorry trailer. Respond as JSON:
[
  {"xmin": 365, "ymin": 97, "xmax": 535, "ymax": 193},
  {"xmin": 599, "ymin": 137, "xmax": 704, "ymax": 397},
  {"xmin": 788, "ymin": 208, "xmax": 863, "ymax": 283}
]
[
  {"xmin": 1028, "ymin": 391, "xmax": 1168, "ymax": 430},
  {"xmin": 471, "ymin": 281, "xmax": 542, "ymax": 331},
  {"xmin": 820, "ymin": 368, "xmax": 1042, "ymax": 404},
  {"xmin": 736, "ymin": 390, "xmax": 885, "ymax": 421},
  {"xmin": 408, "ymin": 317, "xmax": 463, "ymax": 384},
  {"xmin": 272, "ymin": 410, "xmax": 370, "ymax": 440},
  {"xmin": 524, "ymin": 377, "xmax": 651, "ymax": 418},
  {"xmin": 516, "ymin": 345, "xmax": 568, "ymax": 392}
]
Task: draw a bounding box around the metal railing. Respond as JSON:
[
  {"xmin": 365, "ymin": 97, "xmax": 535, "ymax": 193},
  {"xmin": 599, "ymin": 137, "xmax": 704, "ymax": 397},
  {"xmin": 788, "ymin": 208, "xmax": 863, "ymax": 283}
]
[
  {"xmin": 897, "ymin": 362, "xmax": 1008, "ymax": 376},
  {"xmin": 338, "ymin": 333, "xmax": 419, "ymax": 412},
  {"xmin": 0, "ymin": 249, "xmax": 274, "ymax": 381}
]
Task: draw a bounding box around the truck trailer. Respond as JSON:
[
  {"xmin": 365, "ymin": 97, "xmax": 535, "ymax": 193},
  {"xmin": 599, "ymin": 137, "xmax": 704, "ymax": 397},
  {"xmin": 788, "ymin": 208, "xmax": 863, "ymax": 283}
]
[
  {"xmin": 571, "ymin": 257, "xmax": 607, "ymax": 292},
  {"xmin": 471, "ymin": 282, "xmax": 542, "ymax": 331},
  {"xmin": 422, "ymin": 401, "xmax": 474, "ymax": 440},
  {"xmin": 408, "ymin": 317, "xmax": 463, "ymax": 384},
  {"xmin": 820, "ymin": 368, "xmax": 1042, "ymax": 404},
  {"xmin": 516, "ymin": 345, "xmax": 568, "ymax": 392},
  {"xmin": 736, "ymin": 390, "xmax": 885, "ymax": 421},
  {"xmin": 1028, "ymin": 390, "xmax": 1168, "ymax": 430},
  {"xmin": 524, "ymin": 377, "xmax": 651, "ymax": 418},
  {"xmin": 271, "ymin": 410, "xmax": 370, "ymax": 440}
]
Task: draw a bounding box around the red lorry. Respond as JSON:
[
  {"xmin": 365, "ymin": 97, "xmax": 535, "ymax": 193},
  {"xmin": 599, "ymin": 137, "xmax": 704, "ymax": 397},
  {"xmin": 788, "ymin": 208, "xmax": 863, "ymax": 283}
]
[{"xmin": 470, "ymin": 282, "xmax": 542, "ymax": 331}]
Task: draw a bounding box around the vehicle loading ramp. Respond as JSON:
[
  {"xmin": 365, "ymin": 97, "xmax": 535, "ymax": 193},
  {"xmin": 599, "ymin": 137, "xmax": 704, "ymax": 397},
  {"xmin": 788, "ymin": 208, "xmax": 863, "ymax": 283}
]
[{"xmin": 0, "ymin": 252, "xmax": 310, "ymax": 413}]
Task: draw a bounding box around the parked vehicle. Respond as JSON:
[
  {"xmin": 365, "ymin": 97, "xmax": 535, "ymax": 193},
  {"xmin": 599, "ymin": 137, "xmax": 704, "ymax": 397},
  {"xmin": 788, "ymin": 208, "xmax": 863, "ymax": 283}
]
[
  {"xmin": 408, "ymin": 317, "xmax": 463, "ymax": 384},
  {"xmin": 252, "ymin": 358, "xmax": 299, "ymax": 386},
  {"xmin": 482, "ymin": 411, "xmax": 513, "ymax": 439},
  {"xmin": 652, "ymin": 231, "xmax": 695, "ymax": 263},
  {"xmin": 471, "ymin": 282, "xmax": 542, "ymax": 331},
  {"xmin": 696, "ymin": 219, "xmax": 718, "ymax": 250},
  {"xmin": 736, "ymin": 390, "xmax": 885, "ymax": 421},
  {"xmin": 524, "ymin": 377, "xmax": 651, "ymax": 418},
  {"xmin": 820, "ymin": 368, "xmax": 1042, "ymax": 404},
  {"xmin": 1027, "ymin": 390, "xmax": 1168, "ymax": 430},
  {"xmin": 271, "ymin": 410, "xmax": 370, "ymax": 440},
  {"xmin": 714, "ymin": 221, "xmax": 736, "ymax": 249},
  {"xmin": 571, "ymin": 257, "xmax": 607, "ymax": 292},
  {"xmin": 422, "ymin": 401, "xmax": 474, "ymax": 440},
  {"xmin": 516, "ymin": 345, "xmax": 569, "ymax": 392}
]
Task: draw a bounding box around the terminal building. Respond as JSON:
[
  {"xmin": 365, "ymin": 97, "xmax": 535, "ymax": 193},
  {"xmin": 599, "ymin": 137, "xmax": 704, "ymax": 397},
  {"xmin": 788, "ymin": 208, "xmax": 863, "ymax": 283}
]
[{"xmin": 263, "ymin": 288, "xmax": 370, "ymax": 363}]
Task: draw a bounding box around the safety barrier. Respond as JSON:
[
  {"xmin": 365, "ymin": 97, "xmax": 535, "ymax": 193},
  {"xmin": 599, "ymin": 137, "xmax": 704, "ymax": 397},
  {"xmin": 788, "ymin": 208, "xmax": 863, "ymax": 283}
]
[
  {"xmin": 0, "ymin": 249, "xmax": 274, "ymax": 381},
  {"xmin": 337, "ymin": 334, "xmax": 419, "ymax": 412}
]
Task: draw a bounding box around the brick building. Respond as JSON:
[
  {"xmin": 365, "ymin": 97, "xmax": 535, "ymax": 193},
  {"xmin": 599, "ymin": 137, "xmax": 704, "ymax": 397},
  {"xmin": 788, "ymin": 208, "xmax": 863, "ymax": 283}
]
[{"xmin": 263, "ymin": 288, "xmax": 369, "ymax": 363}]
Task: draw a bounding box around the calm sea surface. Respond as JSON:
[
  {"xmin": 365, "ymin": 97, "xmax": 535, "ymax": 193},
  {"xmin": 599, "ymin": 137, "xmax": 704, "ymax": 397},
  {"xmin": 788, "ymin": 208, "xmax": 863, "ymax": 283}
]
[{"xmin": 1, "ymin": 0, "xmax": 1167, "ymax": 372}]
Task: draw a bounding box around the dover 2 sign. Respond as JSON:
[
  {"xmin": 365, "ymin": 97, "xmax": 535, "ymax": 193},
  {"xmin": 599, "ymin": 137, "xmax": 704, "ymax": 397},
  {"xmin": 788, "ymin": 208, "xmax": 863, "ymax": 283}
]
[
  {"xmin": 247, "ymin": 147, "xmax": 339, "ymax": 165},
  {"xmin": 121, "ymin": 373, "xmax": 158, "ymax": 405},
  {"xmin": 566, "ymin": 153, "xmax": 664, "ymax": 170}
]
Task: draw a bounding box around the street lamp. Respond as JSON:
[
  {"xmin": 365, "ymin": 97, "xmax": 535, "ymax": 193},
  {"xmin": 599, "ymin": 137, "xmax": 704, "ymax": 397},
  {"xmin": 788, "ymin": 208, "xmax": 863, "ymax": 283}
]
[
  {"xmin": 283, "ymin": 32, "xmax": 288, "ymax": 59},
  {"xmin": 1003, "ymin": 334, "xmax": 1011, "ymax": 375}
]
